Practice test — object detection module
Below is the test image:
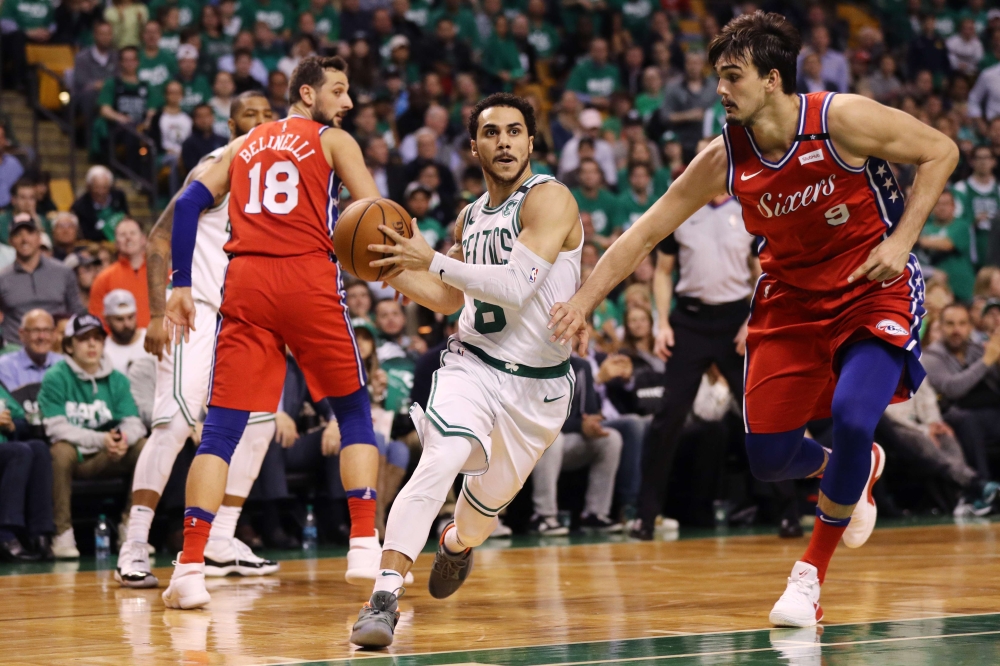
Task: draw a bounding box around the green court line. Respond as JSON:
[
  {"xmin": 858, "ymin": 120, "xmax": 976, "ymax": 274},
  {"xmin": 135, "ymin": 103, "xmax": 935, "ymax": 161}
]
[{"xmin": 269, "ymin": 613, "xmax": 1000, "ymax": 665}]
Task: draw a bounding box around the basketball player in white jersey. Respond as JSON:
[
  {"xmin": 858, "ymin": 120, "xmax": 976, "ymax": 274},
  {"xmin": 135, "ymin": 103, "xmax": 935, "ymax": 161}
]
[
  {"xmin": 115, "ymin": 92, "xmax": 278, "ymax": 588},
  {"xmin": 349, "ymin": 93, "xmax": 583, "ymax": 648}
]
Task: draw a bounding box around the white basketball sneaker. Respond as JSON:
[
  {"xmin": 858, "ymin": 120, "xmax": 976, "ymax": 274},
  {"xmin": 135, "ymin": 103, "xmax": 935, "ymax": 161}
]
[
  {"xmin": 115, "ymin": 540, "xmax": 159, "ymax": 588},
  {"xmin": 203, "ymin": 537, "xmax": 279, "ymax": 577},
  {"xmin": 162, "ymin": 558, "xmax": 211, "ymax": 610},
  {"xmin": 769, "ymin": 561, "xmax": 823, "ymax": 627},
  {"xmin": 345, "ymin": 530, "xmax": 413, "ymax": 585},
  {"xmin": 842, "ymin": 443, "xmax": 885, "ymax": 549}
]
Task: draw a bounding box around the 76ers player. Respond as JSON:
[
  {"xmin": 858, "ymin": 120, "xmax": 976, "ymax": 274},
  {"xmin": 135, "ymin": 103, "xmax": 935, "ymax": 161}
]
[
  {"xmin": 160, "ymin": 57, "xmax": 385, "ymax": 609},
  {"xmin": 549, "ymin": 12, "xmax": 958, "ymax": 627}
]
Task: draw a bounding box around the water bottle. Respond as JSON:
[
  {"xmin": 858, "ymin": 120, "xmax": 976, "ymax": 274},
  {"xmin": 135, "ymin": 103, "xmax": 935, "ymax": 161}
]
[
  {"xmin": 94, "ymin": 514, "xmax": 111, "ymax": 560},
  {"xmin": 302, "ymin": 504, "xmax": 318, "ymax": 551}
]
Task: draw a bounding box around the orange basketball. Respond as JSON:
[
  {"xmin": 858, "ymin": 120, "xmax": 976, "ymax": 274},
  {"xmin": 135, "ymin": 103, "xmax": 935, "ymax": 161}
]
[{"xmin": 334, "ymin": 197, "xmax": 413, "ymax": 282}]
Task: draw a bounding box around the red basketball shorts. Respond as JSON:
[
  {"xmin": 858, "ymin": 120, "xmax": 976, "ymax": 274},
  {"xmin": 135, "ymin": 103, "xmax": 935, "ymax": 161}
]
[
  {"xmin": 743, "ymin": 255, "xmax": 926, "ymax": 434},
  {"xmin": 208, "ymin": 254, "xmax": 365, "ymax": 413}
]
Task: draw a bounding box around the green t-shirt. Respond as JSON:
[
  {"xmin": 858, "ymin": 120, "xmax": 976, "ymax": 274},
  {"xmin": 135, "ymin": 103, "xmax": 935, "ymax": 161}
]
[
  {"xmin": 254, "ymin": 43, "xmax": 284, "ymax": 73},
  {"xmin": 481, "ymin": 36, "xmax": 524, "ymax": 91},
  {"xmin": 0, "ymin": 0, "xmax": 54, "ymax": 30},
  {"xmin": 530, "ymin": 159, "xmax": 553, "ymax": 176},
  {"xmin": 417, "ymin": 217, "xmax": 446, "ymax": 249},
  {"xmin": 614, "ymin": 189, "xmax": 653, "ymax": 232},
  {"xmin": 572, "ymin": 187, "xmax": 619, "ymax": 236},
  {"xmin": 148, "ymin": 0, "xmax": 200, "ymax": 28},
  {"xmin": 403, "ymin": 0, "xmax": 432, "ymax": 28},
  {"xmin": 921, "ymin": 217, "xmax": 976, "ymax": 302},
  {"xmin": 567, "ymin": 59, "xmax": 621, "ymax": 99},
  {"xmin": 138, "ymin": 49, "xmax": 178, "ymax": 108},
  {"xmin": 608, "ymin": 0, "xmax": 653, "ymax": 39},
  {"xmin": 242, "ymin": 0, "xmax": 294, "ymax": 33},
  {"xmin": 0, "ymin": 212, "xmax": 52, "ymax": 244},
  {"xmin": 97, "ymin": 77, "xmax": 150, "ymax": 121},
  {"xmin": 615, "ymin": 167, "xmax": 671, "ymax": 198},
  {"xmin": 959, "ymin": 8, "xmax": 989, "ymax": 37},
  {"xmin": 310, "ymin": 5, "xmax": 340, "ymax": 42},
  {"xmin": 952, "ymin": 178, "xmax": 999, "ymax": 267},
  {"xmin": 559, "ymin": 6, "xmax": 604, "ymax": 36},
  {"xmin": 526, "ymin": 21, "xmax": 559, "ymax": 59},
  {"xmin": 0, "ymin": 384, "xmax": 26, "ymax": 444},
  {"xmin": 380, "ymin": 354, "xmax": 415, "ymax": 414},
  {"xmin": 178, "ymin": 75, "xmax": 213, "ymax": 115},
  {"xmin": 201, "ymin": 32, "xmax": 233, "ymax": 62},
  {"xmin": 592, "ymin": 298, "xmax": 621, "ymax": 332},
  {"xmin": 635, "ymin": 92, "xmax": 662, "ymax": 121},
  {"xmin": 934, "ymin": 8, "xmax": 961, "ymax": 38},
  {"xmin": 38, "ymin": 361, "xmax": 139, "ymax": 433},
  {"xmin": 428, "ymin": 6, "xmax": 479, "ymax": 45},
  {"xmin": 159, "ymin": 31, "xmax": 180, "ymax": 56}
]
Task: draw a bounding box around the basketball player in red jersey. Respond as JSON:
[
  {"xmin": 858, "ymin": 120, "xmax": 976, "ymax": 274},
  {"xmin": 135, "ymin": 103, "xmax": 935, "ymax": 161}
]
[
  {"xmin": 160, "ymin": 57, "xmax": 388, "ymax": 609},
  {"xmin": 549, "ymin": 12, "xmax": 958, "ymax": 627}
]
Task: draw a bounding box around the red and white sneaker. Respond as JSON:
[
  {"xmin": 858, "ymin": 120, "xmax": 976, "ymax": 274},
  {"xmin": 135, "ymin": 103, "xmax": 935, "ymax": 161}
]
[
  {"xmin": 842, "ymin": 443, "xmax": 885, "ymax": 549},
  {"xmin": 769, "ymin": 561, "xmax": 823, "ymax": 627},
  {"xmin": 345, "ymin": 530, "xmax": 414, "ymax": 586}
]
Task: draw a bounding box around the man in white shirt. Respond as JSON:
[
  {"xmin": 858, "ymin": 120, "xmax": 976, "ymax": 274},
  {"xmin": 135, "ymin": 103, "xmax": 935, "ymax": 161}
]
[
  {"xmin": 558, "ymin": 108, "xmax": 618, "ymax": 187},
  {"xmin": 103, "ymin": 289, "xmax": 147, "ymax": 375}
]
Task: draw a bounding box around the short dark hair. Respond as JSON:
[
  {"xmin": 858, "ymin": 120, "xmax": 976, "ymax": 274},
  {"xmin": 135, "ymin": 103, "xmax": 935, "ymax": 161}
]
[
  {"xmin": 972, "ymin": 144, "xmax": 994, "ymax": 159},
  {"xmin": 233, "ymin": 47, "xmax": 253, "ymax": 60},
  {"xmin": 708, "ymin": 11, "xmax": 802, "ymax": 95},
  {"xmin": 120, "ymin": 45, "xmax": 139, "ymax": 58},
  {"xmin": 192, "ymin": 103, "xmax": 213, "ymax": 117},
  {"xmin": 289, "ymin": 55, "xmax": 349, "ymax": 105},
  {"xmin": 467, "ymin": 92, "xmax": 536, "ymax": 140},
  {"xmin": 12, "ymin": 177, "xmax": 35, "ymax": 195},
  {"xmin": 941, "ymin": 302, "xmax": 969, "ymax": 320},
  {"xmin": 230, "ymin": 91, "xmax": 267, "ymax": 118}
]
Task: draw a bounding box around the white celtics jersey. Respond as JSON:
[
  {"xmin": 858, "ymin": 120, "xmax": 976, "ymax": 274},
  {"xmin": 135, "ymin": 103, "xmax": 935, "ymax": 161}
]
[
  {"xmin": 191, "ymin": 147, "xmax": 230, "ymax": 310},
  {"xmin": 455, "ymin": 174, "xmax": 582, "ymax": 371}
]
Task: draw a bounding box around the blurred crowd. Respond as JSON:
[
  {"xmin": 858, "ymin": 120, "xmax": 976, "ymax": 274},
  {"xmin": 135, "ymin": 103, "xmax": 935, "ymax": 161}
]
[{"xmin": 1, "ymin": 0, "xmax": 1000, "ymax": 559}]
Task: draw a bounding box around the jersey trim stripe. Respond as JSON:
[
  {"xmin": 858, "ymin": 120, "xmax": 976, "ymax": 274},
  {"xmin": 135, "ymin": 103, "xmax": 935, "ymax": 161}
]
[
  {"xmin": 820, "ymin": 93, "xmax": 867, "ymax": 174},
  {"xmin": 742, "ymin": 272, "xmax": 767, "ymax": 434},
  {"xmin": 325, "ymin": 172, "xmax": 339, "ymax": 240},
  {"xmin": 334, "ymin": 259, "xmax": 367, "ymax": 389},
  {"xmin": 206, "ymin": 262, "xmax": 231, "ymax": 404},
  {"xmin": 722, "ymin": 125, "xmax": 735, "ymax": 196},
  {"xmin": 744, "ymin": 93, "xmax": 807, "ymax": 169}
]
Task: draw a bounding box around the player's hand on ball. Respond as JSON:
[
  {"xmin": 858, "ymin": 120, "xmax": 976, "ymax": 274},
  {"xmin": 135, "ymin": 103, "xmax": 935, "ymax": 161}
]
[
  {"xmin": 164, "ymin": 288, "xmax": 196, "ymax": 344},
  {"xmin": 548, "ymin": 300, "xmax": 589, "ymax": 355},
  {"xmin": 145, "ymin": 315, "xmax": 171, "ymax": 360},
  {"xmin": 321, "ymin": 419, "xmax": 341, "ymax": 457},
  {"xmin": 848, "ymin": 236, "xmax": 909, "ymax": 284},
  {"xmin": 368, "ymin": 222, "xmax": 434, "ymax": 272}
]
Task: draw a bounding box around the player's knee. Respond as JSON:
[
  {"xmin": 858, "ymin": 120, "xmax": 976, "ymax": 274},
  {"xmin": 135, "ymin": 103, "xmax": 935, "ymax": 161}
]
[
  {"xmin": 196, "ymin": 407, "xmax": 249, "ymax": 465},
  {"xmin": 830, "ymin": 391, "xmax": 874, "ymax": 441},
  {"xmin": 148, "ymin": 413, "xmax": 193, "ymax": 456},
  {"xmin": 327, "ymin": 387, "xmax": 377, "ymax": 447},
  {"xmin": 745, "ymin": 431, "xmax": 799, "ymax": 482}
]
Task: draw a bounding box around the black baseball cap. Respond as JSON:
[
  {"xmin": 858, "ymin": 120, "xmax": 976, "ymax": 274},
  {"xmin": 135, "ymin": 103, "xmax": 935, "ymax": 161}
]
[
  {"xmin": 10, "ymin": 214, "xmax": 38, "ymax": 236},
  {"xmin": 624, "ymin": 109, "xmax": 643, "ymax": 126},
  {"xmin": 64, "ymin": 313, "xmax": 106, "ymax": 340},
  {"xmin": 984, "ymin": 298, "xmax": 1000, "ymax": 316}
]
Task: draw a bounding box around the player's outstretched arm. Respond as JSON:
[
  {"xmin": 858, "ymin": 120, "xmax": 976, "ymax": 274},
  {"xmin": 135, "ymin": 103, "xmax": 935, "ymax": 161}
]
[
  {"xmin": 374, "ymin": 181, "xmax": 581, "ymax": 313},
  {"xmin": 375, "ymin": 209, "xmax": 468, "ymax": 314},
  {"xmin": 548, "ymin": 137, "xmax": 728, "ymax": 350},
  {"xmin": 828, "ymin": 94, "xmax": 960, "ymax": 284},
  {"xmin": 322, "ymin": 128, "xmax": 381, "ymax": 201}
]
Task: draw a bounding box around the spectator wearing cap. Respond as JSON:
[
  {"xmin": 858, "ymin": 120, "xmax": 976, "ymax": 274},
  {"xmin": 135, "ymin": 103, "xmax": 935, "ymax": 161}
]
[
  {"xmin": 558, "ymin": 108, "xmax": 618, "ymax": 188},
  {"xmin": 89, "ymin": 219, "xmax": 150, "ymax": 329},
  {"xmin": 102, "ymin": 289, "xmax": 147, "ymax": 375},
  {"xmin": 50, "ymin": 213, "xmax": 81, "ymax": 263},
  {"xmin": 386, "ymin": 34, "xmax": 420, "ymax": 87},
  {"xmin": 0, "ymin": 309, "xmax": 61, "ymax": 438},
  {"xmin": 0, "ymin": 217, "xmax": 84, "ymax": 346},
  {"xmin": 71, "ymin": 166, "xmax": 131, "ymax": 243},
  {"xmin": 0, "ymin": 179, "xmax": 48, "ymax": 244},
  {"xmin": 40, "ymin": 313, "xmax": 147, "ymax": 559},
  {"xmin": 65, "ymin": 251, "xmax": 103, "ymax": 309},
  {"xmin": 0, "ymin": 126, "xmax": 24, "ymax": 210},
  {"xmin": 175, "ymin": 43, "xmax": 213, "ymax": 115}
]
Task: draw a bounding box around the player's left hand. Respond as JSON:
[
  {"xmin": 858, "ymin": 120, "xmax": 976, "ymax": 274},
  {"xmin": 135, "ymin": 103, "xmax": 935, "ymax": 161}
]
[
  {"xmin": 164, "ymin": 288, "xmax": 196, "ymax": 344},
  {"xmin": 734, "ymin": 320, "xmax": 749, "ymax": 356},
  {"xmin": 321, "ymin": 419, "xmax": 341, "ymax": 457},
  {"xmin": 368, "ymin": 222, "xmax": 435, "ymax": 273},
  {"xmin": 847, "ymin": 236, "xmax": 909, "ymax": 285},
  {"xmin": 548, "ymin": 299, "xmax": 590, "ymax": 355}
]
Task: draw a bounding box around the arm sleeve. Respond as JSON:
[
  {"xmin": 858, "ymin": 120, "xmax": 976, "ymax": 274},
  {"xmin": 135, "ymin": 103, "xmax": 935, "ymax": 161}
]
[
  {"xmin": 429, "ymin": 240, "xmax": 553, "ymax": 312},
  {"xmin": 171, "ymin": 180, "xmax": 216, "ymax": 287}
]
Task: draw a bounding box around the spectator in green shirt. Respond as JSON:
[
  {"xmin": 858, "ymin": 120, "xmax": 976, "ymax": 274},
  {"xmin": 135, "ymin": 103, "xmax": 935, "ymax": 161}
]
[
  {"xmin": 0, "ymin": 0, "xmax": 55, "ymax": 91},
  {"xmin": 567, "ymin": 38, "xmax": 621, "ymax": 109},
  {"xmin": 614, "ymin": 163, "xmax": 655, "ymax": 232},
  {"xmin": 0, "ymin": 179, "xmax": 49, "ymax": 245},
  {"xmin": 148, "ymin": 0, "xmax": 199, "ymax": 30},
  {"xmin": 428, "ymin": 0, "xmax": 479, "ymax": 47},
  {"xmin": 242, "ymin": 0, "xmax": 294, "ymax": 40},
  {"xmin": 156, "ymin": 5, "xmax": 181, "ymax": 56},
  {"xmin": 92, "ymin": 46, "xmax": 154, "ymax": 159},
  {"xmin": 175, "ymin": 44, "xmax": 212, "ymax": 115},
  {"xmin": 482, "ymin": 15, "xmax": 526, "ymax": 93},
  {"xmin": 137, "ymin": 20, "xmax": 177, "ymax": 109},
  {"xmin": 198, "ymin": 4, "xmax": 232, "ymax": 63},
  {"xmin": 301, "ymin": 0, "xmax": 340, "ymax": 46},
  {"xmin": 572, "ymin": 159, "xmax": 619, "ymax": 246},
  {"xmin": 635, "ymin": 67, "xmax": 664, "ymax": 121},
  {"xmin": 953, "ymin": 145, "xmax": 1000, "ymax": 267},
  {"xmin": 525, "ymin": 0, "xmax": 559, "ymax": 60},
  {"xmin": 253, "ymin": 21, "xmax": 285, "ymax": 72},
  {"xmin": 918, "ymin": 190, "xmax": 977, "ymax": 303},
  {"xmin": 405, "ymin": 183, "xmax": 446, "ymax": 249}
]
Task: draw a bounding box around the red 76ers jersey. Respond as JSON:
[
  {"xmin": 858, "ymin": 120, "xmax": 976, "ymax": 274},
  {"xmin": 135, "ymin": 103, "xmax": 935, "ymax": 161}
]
[{"xmin": 723, "ymin": 92, "xmax": 904, "ymax": 292}]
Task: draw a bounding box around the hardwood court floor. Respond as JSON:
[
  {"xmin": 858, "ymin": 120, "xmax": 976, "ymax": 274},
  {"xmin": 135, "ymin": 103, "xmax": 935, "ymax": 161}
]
[{"xmin": 3, "ymin": 521, "xmax": 1000, "ymax": 665}]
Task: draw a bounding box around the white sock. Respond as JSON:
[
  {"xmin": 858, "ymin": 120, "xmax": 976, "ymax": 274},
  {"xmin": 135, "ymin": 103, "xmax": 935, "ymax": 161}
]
[
  {"xmin": 372, "ymin": 568, "xmax": 405, "ymax": 595},
  {"xmin": 442, "ymin": 524, "xmax": 467, "ymax": 554},
  {"xmin": 127, "ymin": 505, "xmax": 154, "ymax": 544},
  {"xmin": 210, "ymin": 505, "xmax": 241, "ymax": 541}
]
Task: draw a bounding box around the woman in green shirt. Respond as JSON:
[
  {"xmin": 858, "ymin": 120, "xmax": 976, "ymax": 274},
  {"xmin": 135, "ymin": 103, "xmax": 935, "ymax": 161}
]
[{"xmin": 481, "ymin": 15, "xmax": 526, "ymax": 93}]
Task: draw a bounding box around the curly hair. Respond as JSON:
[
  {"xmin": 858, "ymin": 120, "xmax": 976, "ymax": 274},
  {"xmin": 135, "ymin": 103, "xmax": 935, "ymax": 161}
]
[{"xmin": 467, "ymin": 92, "xmax": 537, "ymax": 140}]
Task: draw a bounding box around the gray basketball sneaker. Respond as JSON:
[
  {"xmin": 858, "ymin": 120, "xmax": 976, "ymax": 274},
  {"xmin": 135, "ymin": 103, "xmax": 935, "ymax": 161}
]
[
  {"xmin": 350, "ymin": 590, "xmax": 401, "ymax": 648},
  {"xmin": 427, "ymin": 524, "xmax": 474, "ymax": 599}
]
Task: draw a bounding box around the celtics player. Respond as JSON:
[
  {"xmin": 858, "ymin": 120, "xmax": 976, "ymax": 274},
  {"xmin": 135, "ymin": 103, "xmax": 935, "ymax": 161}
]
[
  {"xmin": 350, "ymin": 93, "xmax": 583, "ymax": 648},
  {"xmin": 114, "ymin": 91, "xmax": 277, "ymax": 589}
]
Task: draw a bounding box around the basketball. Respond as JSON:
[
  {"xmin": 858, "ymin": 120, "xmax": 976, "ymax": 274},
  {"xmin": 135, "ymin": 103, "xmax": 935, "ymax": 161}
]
[{"xmin": 334, "ymin": 197, "xmax": 413, "ymax": 282}]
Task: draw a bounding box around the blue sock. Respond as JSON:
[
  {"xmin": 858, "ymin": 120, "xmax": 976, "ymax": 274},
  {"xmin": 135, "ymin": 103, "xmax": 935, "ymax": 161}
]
[
  {"xmin": 821, "ymin": 339, "xmax": 905, "ymax": 506},
  {"xmin": 745, "ymin": 426, "xmax": 827, "ymax": 482},
  {"xmin": 197, "ymin": 406, "xmax": 249, "ymax": 464}
]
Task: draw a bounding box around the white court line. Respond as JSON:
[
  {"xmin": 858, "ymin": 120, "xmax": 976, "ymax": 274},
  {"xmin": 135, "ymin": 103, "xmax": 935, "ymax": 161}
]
[{"xmin": 262, "ymin": 611, "xmax": 1000, "ymax": 665}]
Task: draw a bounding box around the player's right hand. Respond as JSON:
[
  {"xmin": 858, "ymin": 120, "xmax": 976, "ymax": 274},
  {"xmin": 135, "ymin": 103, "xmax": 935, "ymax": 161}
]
[
  {"xmin": 654, "ymin": 323, "xmax": 675, "ymax": 360},
  {"xmin": 164, "ymin": 288, "xmax": 196, "ymax": 344},
  {"xmin": 274, "ymin": 411, "xmax": 298, "ymax": 448},
  {"xmin": 548, "ymin": 300, "xmax": 589, "ymax": 355},
  {"xmin": 145, "ymin": 315, "xmax": 171, "ymax": 360}
]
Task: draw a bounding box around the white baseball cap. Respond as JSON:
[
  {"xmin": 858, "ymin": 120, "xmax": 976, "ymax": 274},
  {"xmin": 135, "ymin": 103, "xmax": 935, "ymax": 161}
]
[{"xmin": 103, "ymin": 289, "xmax": 137, "ymax": 317}]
